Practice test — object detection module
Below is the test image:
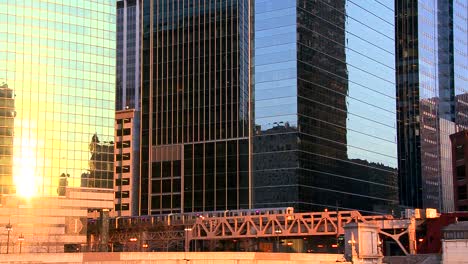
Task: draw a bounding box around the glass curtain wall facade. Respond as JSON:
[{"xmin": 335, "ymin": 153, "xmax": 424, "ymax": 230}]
[
  {"xmin": 450, "ymin": 0, "xmax": 468, "ymax": 212},
  {"xmin": 253, "ymin": 0, "xmax": 398, "ymax": 213},
  {"xmin": 253, "ymin": 0, "xmax": 299, "ymax": 208},
  {"xmin": 0, "ymin": 0, "xmax": 116, "ymax": 196},
  {"xmin": 396, "ymin": 0, "xmax": 439, "ymax": 209},
  {"xmin": 141, "ymin": 0, "xmax": 251, "ymax": 214},
  {"xmin": 117, "ymin": 0, "xmax": 140, "ymax": 111},
  {"xmin": 453, "ymin": 0, "xmax": 468, "ymax": 128},
  {"xmin": 141, "ymin": 0, "xmax": 398, "ymax": 214},
  {"xmin": 396, "ymin": 0, "xmax": 468, "ymax": 211}
]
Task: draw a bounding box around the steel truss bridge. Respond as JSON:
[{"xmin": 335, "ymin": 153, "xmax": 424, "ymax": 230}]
[
  {"xmin": 187, "ymin": 210, "xmax": 418, "ymax": 255},
  {"xmin": 89, "ymin": 210, "xmax": 420, "ymax": 255}
]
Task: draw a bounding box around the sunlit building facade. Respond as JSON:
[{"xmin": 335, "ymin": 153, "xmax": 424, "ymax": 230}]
[
  {"xmin": 0, "ymin": 0, "xmax": 116, "ymax": 252},
  {"xmin": 114, "ymin": 109, "xmax": 139, "ymax": 216},
  {"xmin": 141, "ymin": 0, "xmax": 398, "ymax": 214}
]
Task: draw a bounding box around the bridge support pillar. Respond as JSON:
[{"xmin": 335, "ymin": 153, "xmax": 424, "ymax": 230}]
[
  {"xmin": 344, "ymin": 222, "xmax": 383, "ymax": 264},
  {"xmin": 99, "ymin": 209, "xmax": 110, "ymax": 252}
]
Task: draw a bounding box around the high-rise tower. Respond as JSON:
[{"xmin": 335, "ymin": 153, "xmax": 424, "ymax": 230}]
[
  {"xmin": 0, "ymin": 0, "xmax": 116, "ymax": 252},
  {"xmin": 141, "ymin": 0, "xmax": 399, "ymax": 214},
  {"xmin": 252, "ymin": 0, "xmax": 398, "ymax": 212},
  {"xmin": 396, "ymin": 0, "xmax": 468, "ymax": 212},
  {"xmin": 140, "ymin": 0, "xmax": 251, "ymax": 214},
  {"xmin": 115, "ymin": 0, "xmax": 142, "ymax": 216}
]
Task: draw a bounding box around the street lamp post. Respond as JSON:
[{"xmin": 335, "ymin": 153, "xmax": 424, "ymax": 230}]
[
  {"xmin": 129, "ymin": 237, "xmax": 137, "ymax": 252},
  {"xmin": 5, "ymin": 221, "xmax": 12, "ymax": 254},
  {"xmin": 184, "ymin": 227, "xmax": 192, "ymax": 252},
  {"xmin": 142, "ymin": 242, "xmax": 149, "ymax": 252},
  {"xmin": 17, "ymin": 233, "xmax": 24, "ymax": 254},
  {"xmin": 274, "ymin": 229, "xmax": 282, "ymax": 252},
  {"xmin": 347, "ymin": 232, "xmax": 358, "ymax": 262}
]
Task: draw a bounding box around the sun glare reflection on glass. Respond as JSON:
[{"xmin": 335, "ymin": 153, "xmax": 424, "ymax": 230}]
[{"xmin": 13, "ymin": 139, "xmax": 38, "ymax": 198}]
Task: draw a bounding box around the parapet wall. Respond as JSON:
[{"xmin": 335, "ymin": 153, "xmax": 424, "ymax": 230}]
[{"xmin": 0, "ymin": 252, "xmax": 348, "ymax": 264}]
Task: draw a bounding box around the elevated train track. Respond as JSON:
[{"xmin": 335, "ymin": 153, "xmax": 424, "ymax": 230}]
[{"xmin": 89, "ymin": 207, "xmax": 421, "ymax": 255}]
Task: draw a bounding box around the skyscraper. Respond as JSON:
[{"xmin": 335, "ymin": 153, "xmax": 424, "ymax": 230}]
[
  {"xmin": 141, "ymin": 0, "xmax": 398, "ymax": 214},
  {"xmin": 0, "ymin": 0, "xmax": 116, "ymax": 252},
  {"xmin": 253, "ymin": 0, "xmax": 398, "ymax": 212},
  {"xmin": 116, "ymin": 0, "xmax": 141, "ymax": 111},
  {"xmin": 115, "ymin": 0, "xmax": 141, "ymax": 216},
  {"xmin": 396, "ymin": 0, "xmax": 468, "ymax": 212},
  {"xmin": 141, "ymin": 0, "xmax": 251, "ymax": 215}
]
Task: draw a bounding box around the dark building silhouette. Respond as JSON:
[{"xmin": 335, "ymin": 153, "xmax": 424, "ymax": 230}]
[
  {"xmin": 57, "ymin": 173, "xmax": 69, "ymax": 196},
  {"xmin": 81, "ymin": 134, "xmax": 114, "ymax": 189},
  {"xmin": 450, "ymin": 130, "xmax": 468, "ymax": 211},
  {"xmin": 0, "ymin": 83, "xmax": 15, "ymax": 194}
]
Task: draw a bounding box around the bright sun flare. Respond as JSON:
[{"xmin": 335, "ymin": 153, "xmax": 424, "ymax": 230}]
[{"xmin": 13, "ymin": 139, "xmax": 38, "ymax": 198}]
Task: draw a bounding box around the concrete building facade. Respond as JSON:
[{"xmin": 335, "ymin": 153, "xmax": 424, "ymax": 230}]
[
  {"xmin": 114, "ymin": 109, "xmax": 139, "ymax": 216},
  {"xmin": 0, "ymin": 188, "xmax": 113, "ymax": 253},
  {"xmin": 442, "ymin": 221, "xmax": 468, "ymax": 264}
]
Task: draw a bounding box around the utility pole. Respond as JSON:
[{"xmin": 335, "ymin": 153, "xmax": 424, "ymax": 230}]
[
  {"xmin": 5, "ymin": 221, "xmax": 12, "ymax": 254},
  {"xmin": 18, "ymin": 233, "xmax": 24, "ymax": 253}
]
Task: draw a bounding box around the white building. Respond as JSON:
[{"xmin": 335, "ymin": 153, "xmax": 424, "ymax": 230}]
[{"xmin": 442, "ymin": 221, "xmax": 468, "ymax": 264}]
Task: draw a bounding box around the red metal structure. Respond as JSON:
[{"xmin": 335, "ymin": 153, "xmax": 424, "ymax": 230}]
[{"xmin": 417, "ymin": 212, "xmax": 468, "ymax": 254}]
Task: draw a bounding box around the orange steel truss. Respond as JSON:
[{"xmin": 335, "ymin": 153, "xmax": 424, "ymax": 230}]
[
  {"xmin": 89, "ymin": 209, "xmax": 418, "ymax": 255},
  {"xmin": 186, "ymin": 210, "xmax": 417, "ymax": 255},
  {"xmin": 188, "ymin": 210, "xmax": 393, "ymax": 240}
]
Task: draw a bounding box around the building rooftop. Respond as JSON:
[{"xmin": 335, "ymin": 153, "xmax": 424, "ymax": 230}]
[{"xmin": 443, "ymin": 221, "xmax": 468, "ymax": 231}]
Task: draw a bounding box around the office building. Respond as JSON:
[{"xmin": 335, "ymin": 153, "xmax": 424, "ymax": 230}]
[
  {"xmin": 140, "ymin": 0, "xmax": 251, "ymax": 215},
  {"xmin": 0, "ymin": 0, "xmax": 116, "ymax": 252},
  {"xmin": 116, "ymin": 0, "xmax": 140, "ymax": 111},
  {"xmin": 396, "ymin": 0, "xmax": 468, "ymax": 211},
  {"xmin": 450, "ymin": 130, "xmax": 468, "ymax": 211},
  {"xmin": 115, "ymin": 0, "xmax": 141, "ymax": 216},
  {"xmin": 140, "ymin": 0, "xmax": 398, "ymax": 214},
  {"xmin": 253, "ymin": 0, "xmax": 398, "ymax": 212},
  {"xmin": 114, "ymin": 109, "xmax": 139, "ymax": 216}
]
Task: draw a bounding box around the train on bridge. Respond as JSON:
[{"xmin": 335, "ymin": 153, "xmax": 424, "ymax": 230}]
[{"xmin": 105, "ymin": 207, "xmax": 295, "ymax": 229}]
